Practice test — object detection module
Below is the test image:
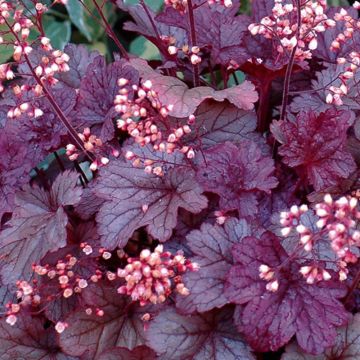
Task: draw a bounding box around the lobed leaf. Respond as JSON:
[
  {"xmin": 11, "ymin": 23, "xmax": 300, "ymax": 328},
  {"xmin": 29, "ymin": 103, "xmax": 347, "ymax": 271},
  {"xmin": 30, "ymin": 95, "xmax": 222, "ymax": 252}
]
[
  {"xmin": 197, "ymin": 141, "xmax": 278, "ymax": 217},
  {"xmin": 225, "ymin": 232, "xmax": 350, "ymax": 354},
  {"xmin": 73, "ymin": 56, "xmax": 139, "ymax": 141},
  {"xmin": 176, "ymin": 218, "xmax": 253, "ymax": 314},
  {"xmin": 130, "ymin": 58, "xmax": 258, "ymax": 117},
  {"xmin": 272, "ymin": 109, "xmax": 356, "ymax": 191},
  {"xmin": 282, "ymin": 314, "xmax": 360, "ymax": 359},
  {"xmin": 0, "ymin": 130, "xmax": 32, "ymax": 220},
  {"xmin": 59, "ymin": 284, "xmax": 151, "ymax": 358},
  {"xmin": 0, "ymin": 171, "xmax": 82, "ymax": 284},
  {"xmin": 0, "ymin": 315, "xmax": 77, "ymax": 360},
  {"xmin": 97, "ymin": 346, "xmax": 157, "ymax": 360},
  {"xmin": 95, "ymin": 158, "xmax": 207, "ymax": 249},
  {"xmin": 146, "ymin": 307, "xmax": 256, "ymax": 360}
]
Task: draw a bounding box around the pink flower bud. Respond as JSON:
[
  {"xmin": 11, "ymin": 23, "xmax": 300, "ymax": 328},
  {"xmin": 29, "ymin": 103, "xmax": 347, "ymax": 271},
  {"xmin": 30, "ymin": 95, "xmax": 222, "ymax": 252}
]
[
  {"xmin": 266, "ymin": 280, "xmax": 279, "ymax": 292},
  {"xmin": 6, "ymin": 315, "xmax": 17, "ymax": 326},
  {"xmin": 55, "ymin": 322, "xmax": 67, "ymax": 334}
]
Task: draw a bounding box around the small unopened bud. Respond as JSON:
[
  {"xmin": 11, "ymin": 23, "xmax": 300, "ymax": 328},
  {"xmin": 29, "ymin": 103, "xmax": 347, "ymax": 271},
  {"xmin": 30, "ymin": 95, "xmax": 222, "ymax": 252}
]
[
  {"xmin": 78, "ymin": 279, "xmax": 88, "ymax": 289},
  {"xmin": 6, "ymin": 315, "xmax": 17, "ymax": 326},
  {"xmin": 143, "ymin": 80, "xmax": 152, "ymax": 90},
  {"xmin": 322, "ymin": 270, "xmax": 331, "ymax": 281},
  {"xmin": 168, "ymin": 46, "xmax": 178, "ymax": 55},
  {"xmin": 281, "ymin": 227, "xmax": 292, "ymax": 236},
  {"xmin": 190, "ymin": 54, "xmax": 201, "ymax": 65},
  {"xmin": 63, "ymin": 288, "xmax": 73, "ymax": 298},
  {"xmin": 55, "ymin": 321, "xmax": 67, "ymax": 334},
  {"xmin": 118, "ymin": 78, "xmax": 129, "ymax": 86},
  {"xmin": 308, "ymin": 38, "xmax": 318, "ymax": 50},
  {"xmin": 187, "ymin": 149, "xmax": 195, "ymax": 159},
  {"xmin": 326, "ymin": 93, "xmax": 333, "ymax": 104},
  {"xmin": 266, "ymin": 280, "xmax": 279, "ymax": 292},
  {"xmin": 34, "ymin": 108, "xmax": 44, "ymax": 118}
]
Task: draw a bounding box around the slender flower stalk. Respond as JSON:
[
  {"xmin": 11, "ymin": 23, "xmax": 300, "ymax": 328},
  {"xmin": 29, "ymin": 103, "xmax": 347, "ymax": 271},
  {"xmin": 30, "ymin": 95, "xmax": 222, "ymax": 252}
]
[{"xmin": 187, "ymin": 0, "xmax": 200, "ymax": 87}]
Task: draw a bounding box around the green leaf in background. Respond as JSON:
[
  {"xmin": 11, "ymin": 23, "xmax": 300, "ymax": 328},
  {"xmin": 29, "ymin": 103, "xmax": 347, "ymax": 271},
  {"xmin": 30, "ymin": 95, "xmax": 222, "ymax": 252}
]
[
  {"xmin": 123, "ymin": 0, "xmax": 163, "ymax": 11},
  {"xmin": 0, "ymin": 46, "xmax": 14, "ymax": 64},
  {"xmin": 0, "ymin": 24, "xmax": 14, "ymax": 64},
  {"xmin": 66, "ymin": 0, "xmax": 92, "ymax": 42},
  {"xmin": 0, "ymin": 46, "xmax": 13, "ymax": 64},
  {"xmin": 130, "ymin": 36, "xmax": 161, "ymax": 60},
  {"xmin": 326, "ymin": 0, "xmax": 349, "ymax": 5},
  {"xmin": 228, "ymin": 70, "xmax": 246, "ymax": 87},
  {"xmin": 66, "ymin": 0, "xmax": 115, "ymax": 42},
  {"xmin": 43, "ymin": 16, "xmax": 71, "ymax": 50}
]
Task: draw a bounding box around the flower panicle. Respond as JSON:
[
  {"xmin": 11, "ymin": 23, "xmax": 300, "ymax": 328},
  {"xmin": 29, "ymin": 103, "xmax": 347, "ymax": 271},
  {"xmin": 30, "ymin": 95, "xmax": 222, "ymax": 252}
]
[
  {"xmin": 115, "ymin": 78, "xmax": 195, "ymax": 176},
  {"xmin": 116, "ymin": 245, "xmax": 199, "ymax": 306},
  {"xmin": 276, "ymin": 192, "xmax": 360, "ymax": 286},
  {"xmin": 0, "ymin": 1, "xmax": 70, "ymax": 120}
]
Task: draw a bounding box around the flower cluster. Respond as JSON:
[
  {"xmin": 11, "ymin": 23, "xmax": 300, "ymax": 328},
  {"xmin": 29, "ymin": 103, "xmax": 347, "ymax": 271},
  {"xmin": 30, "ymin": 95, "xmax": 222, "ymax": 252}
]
[
  {"xmin": 277, "ymin": 194, "xmax": 360, "ymax": 284},
  {"xmin": 66, "ymin": 127, "xmax": 119, "ymax": 171},
  {"xmin": 3, "ymin": 243, "xmax": 116, "ymax": 328},
  {"xmin": 167, "ymin": 42, "xmax": 203, "ymax": 65},
  {"xmin": 325, "ymin": 5, "xmax": 360, "ymax": 105},
  {"xmin": 6, "ymin": 48, "xmax": 70, "ymax": 120},
  {"xmin": 315, "ymin": 194, "xmax": 360, "ymax": 280},
  {"xmin": 4, "ymin": 281, "xmax": 39, "ymax": 326},
  {"xmin": 0, "ymin": 1, "xmax": 70, "ymax": 120},
  {"xmin": 280, "ymin": 204, "xmax": 309, "ymax": 237},
  {"xmin": 117, "ymin": 245, "xmax": 199, "ymax": 306},
  {"xmin": 248, "ymin": 0, "xmax": 335, "ymax": 62},
  {"xmin": 258, "ymin": 264, "xmax": 279, "ymax": 292},
  {"xmin": 115, "ymin": 78, "xmax": 195, "ymax": 175}
]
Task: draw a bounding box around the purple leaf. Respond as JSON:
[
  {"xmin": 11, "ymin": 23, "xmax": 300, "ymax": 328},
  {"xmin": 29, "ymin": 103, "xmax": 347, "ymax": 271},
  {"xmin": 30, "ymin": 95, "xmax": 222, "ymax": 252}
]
[
  {"xmin": 122, "ymin": 0, "xmax": 245, "ymax": 66},
  {"xmin": 290, "ymin": 65, "xmax": 360, "ymax": 113},
  {"xmin": 272, "ymin": 109, "xmax": 356, "ymax": 191},
  {"xmin": 0, "ymin": 315, "xmax": 77, "ymax": 359},
  {"xmin": 156, "ymin": 4, "xmax": 248, "ymax": 67},
  {"xmin": 0, "ymin": 283, "xmax": 16, "ymax": 308},
  {"xmin": 130, "ymin": 58, "xmax": 258, "ymax": 117},
  {"xmin": 164, "ymin": 194, "xmax": 220, "ymax": 258},
  {"xmin": 146, "ymin": 306, "xmax": 256, "ymax": 360},
  {"xmin": 225, "ymin": 232, "xmax": 349, "ymax": 354},
  {"xmin": 197, "ymin": 141, "xmax": 278, "ymax": 217},
  {"xmin": 95, "ymin": 158, "xmax": 207, "ymax": 249},
  {"xmin": 3, "ymin": 85, "xmax": 76, "ymax": 166},
  {"xmin": 73, "ymin": 56, "xmax": 139, "ymax": 141},
  {"xmin": 40, "ymin": 234, "xmax": 98, "ymax": 322},
  {"xmin": 97, "ymin": 346, "xmax": 157, "ymax": 360},
  {"xmin": 176, "ymin": 218, "xmax": 252, "ymax": 314},
  {"xmin": 313, "ymin": 7, "xmax": 360, "ymax": 64},
  {"xmin": 0, "ymin": 129, "xmax": 32, "ymax": 220},
  {"xmin": 282, "ymin": 314, "xmax": 360, "ymax": 359},
  {"xmin": 251, "ymin": 0, "xmax": 274, "ymax": 22},
  {"xmin": 75, "ymin": 185, "xmax": 105, "ymax": 221},
  {"xmin": 257, "ymin": 173, "xmax": 300, "ymax": 228},
  {"xmin": 0, "ymin": 171, "xmax": 82, "ymax": 284},
  {"xmin": 182, "ymin": 100, "xmax": 261, "ymax": 148},
  {"xmin": 122, "ymin": 141, "xmax": 185, "ymax": 171},
  {"xmin": 57, "ymin": 44, "xmax": 99, "ymax": 89},
  {"xmin": 119, "ymin": 1, "xmax": 187, "ymax": 52},
  {"xmin": 59, "ymin": 283, "xmax": 151, "ymax": 358}
]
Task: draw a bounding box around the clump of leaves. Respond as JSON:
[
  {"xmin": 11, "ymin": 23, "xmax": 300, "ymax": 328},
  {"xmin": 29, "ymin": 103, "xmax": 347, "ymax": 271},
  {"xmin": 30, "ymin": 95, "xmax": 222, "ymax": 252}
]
[{"xmin": 1, "ymin": 0, "xmax": 360, "ymax": 359}]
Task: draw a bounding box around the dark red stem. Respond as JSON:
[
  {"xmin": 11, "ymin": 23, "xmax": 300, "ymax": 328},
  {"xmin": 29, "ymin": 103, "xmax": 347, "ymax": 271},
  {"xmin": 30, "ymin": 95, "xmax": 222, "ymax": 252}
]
[
  {"xmin": 3, "ymin": 18, "xmax": 95, "ymax": 161},
  {"xmin": 90, "ymin": 0, "xmax": 129, "ymax": 60},
  {"xmin": 187, "ymin": 0, "xmax": 200, "ymax": 87},
  {"xmin": 257, "ymin": 79, "xmax": 272, "ymax": 132},
  {"xmin": 279, "ymin": 0, "xmax": 301, "ymax": 121},
  {"xmin": 344, "ymin": 268, "xmax": 360, "ymax": 304}
]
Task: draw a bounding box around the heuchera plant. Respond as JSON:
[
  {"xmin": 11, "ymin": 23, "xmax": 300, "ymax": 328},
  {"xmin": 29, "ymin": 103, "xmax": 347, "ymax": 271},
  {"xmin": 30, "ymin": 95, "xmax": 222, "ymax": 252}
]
[{"xmin": 1, "ymin": 0, "xmax": 360, "ymax": 358}]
